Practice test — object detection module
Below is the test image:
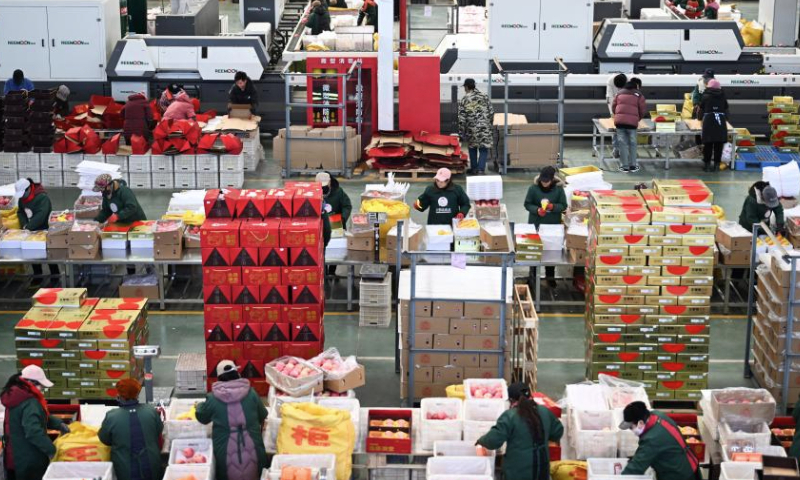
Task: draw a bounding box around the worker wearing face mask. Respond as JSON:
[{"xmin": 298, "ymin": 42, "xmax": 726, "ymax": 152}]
[
  {"xmin": 414, "ymin": 168, "xmax": 471, "ymax": 226},
  {"xmin": 619, "ymin": 401, "xmax": 701, "ymax": 480},
  {"xmin": 316, "ymin": 172, "xmax": 352, "ymax": 248}
]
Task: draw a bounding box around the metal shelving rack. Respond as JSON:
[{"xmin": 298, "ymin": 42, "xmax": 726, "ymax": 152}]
[
  {"xmin": 393, "ymin": 220, "xmax": 515, "ymax": 404},
  {"xmin": 743, "ymin": 221, "xmax": 800, "ymax": 413}
]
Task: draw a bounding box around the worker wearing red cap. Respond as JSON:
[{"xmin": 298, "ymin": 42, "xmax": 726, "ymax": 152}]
[{"xmin": 414, "ymin": 168, "xmax": 471, "ymax": 225}]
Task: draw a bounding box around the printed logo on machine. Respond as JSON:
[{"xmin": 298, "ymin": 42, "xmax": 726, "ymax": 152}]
[
  {"xmin": 500, "ymin": 23, "xmax": 527, "ymax": 29},
  {"xmin": 247, "ymin": 6, "xmax": 269, "ymax": 11},
  {"xmin": 215, "ymin": 68, "xmax": 239, "ymax": 74},
  {"xmin": 550, "ymin": 24, "xmax": 578, "ymax": 29},
  {"xmin": 696, "ymin": 50, "xmax": 723, "ymax": 55},
  {"xmin": 8, "ymin": 40, "xmax": 35, "ymax": 45},
  {"xmin": 611, "ymin": 42, "xmax": 637, "ymax": 47},
  {"xmin": 61, "ymin": 40, "xmax": 89, "ymax": 46},
  {"xmin": 120, "ymin": 60, "xmax": 148, "ymax": 66},
  {"xmin": 731, "ymin": 79, "xmax": 758, "ymax": 85}
]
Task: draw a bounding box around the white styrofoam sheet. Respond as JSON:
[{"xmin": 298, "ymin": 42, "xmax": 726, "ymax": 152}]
[{"xmin": 398, "ymin": 266, "xmax": 514, "ymax": 302}]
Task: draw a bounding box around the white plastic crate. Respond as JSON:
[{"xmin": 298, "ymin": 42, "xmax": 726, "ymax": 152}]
[
  {"xmin": 464, "ymin": 379, "xmax": 508, "ymax": 401},
  {"xmin": 196, "ymin": 171, "xmax": 219, "ymax": 189},
  {"xmin": 612, "ymin": 410, "xmax": 639, "ymax": 457},
  {"xmin": 63, "ymin": 171, "xmax": 79, "ymax": 187},
  {"xmin": 117, "ymin": 172, "xmax": 130, "ymax": 184},
  {"xmin": 41, "ymin": 171, "xmax": 63, "ymax": 187},
  {"xmin": 359, "ymin": 272, "xmax": 392, "ymax": 307},
  {"xmin": 264, "ymin": 454, "xmax": 336, "ymax": 480},
  {"xmin": 151, "ymin": 155, "xmax": 173, "ymax": 172},
  {"xmin": 19, "ymin": 170, "xmax": 41, "ymax": 183},
  {"xmin": 39, "ymin": 153, "xmax": 63, "ymax": 171},
  {"xmin": 128, "ymin": 154, "xmax": 151, "ymax": 172},
  {"xmin": 163, "ymin": 465, "xmax": 211, "ymax": 480},
  {"xmin": 428, "ymin": 476, "xmax": 491, "ymax": 480},
  {"xmin": 719, "ymin": 421, "xmax": 772, "ymax": 449},
  {"xmin": 174, "ymin": 172, "xmax": 197, "ymax": 189},
  {"xmin": 433, "ymin": 441, "xmax": 497, "ymax": 460},
  {"xmin": 82, "ymin": 154, "xmax": 105, "ymax": 166},
  {"xmin": 174, "ymin": 155, "xmax": 196, "ymax": 172},
  {"xmin": 128, "ymin": 173, "xmax": 152, "ymax": 189},
  {"xmin": 219, "ymin": 171, "xmax": 244, "ymax": 188},
  {"xmin": 0, "ymin": 172, "xmax": 17, "ymax": 185},
  {"xmin": 267, "ymin": 386, "xmax": 316, "ymax": 416},
  {"xmin": 175, "ymin": 353, "xmax": 207, "ymax": 395},
  {"xmin": 17, "ymin": 152, "xmax": 40, "ymax": 171},
  {"xmin": 165, "ymin": 398, "xmax": 211, "ymax": 440},
  {"xmin": 722, "ymin": 445, "xmax": 786, "ymax": 462},
  {"xmin": 168, "ymin": 438, "xmax": 213, "ymax": 466},
  {"xmin": 359, "ymin": 304, "xmax": 391, "ymax": 328},
  {"xmin": 426, "ymin": 457, "xmax": 493, "ymax": 478},
  {"xmin": 0, "ymin": 152, "xmax": 17, "ymax": 171},
  {"xmin": 220, "ymin": 153, "xmax": 244, "ymax": 172},
  {"xmin": 720, "ymin": 462, "xmax": 760, "ymax": 480},
  {"xmin": 571, "ymin": 410, "xmax": 619, "ymax": 460},
  {"xmin": 43, "ymin": 462, "xmax": 114, "ymax": 480},
  {"xmin": 420, "ymin": 398, "xmax": 463, "ymax": 451},
  {"xmin": 63, "ymin": 153, "xmax": 85, "ymax": 170},
  {"xmin": 196, "ymin": 154, "xmax": 219, "ymax": 172},
  {"xmin": 263, "ymin": 415, "xmax": 281, "ymax": 451},
  {"xmin": 105, "ymin": 155, "xmax": 128, "ymax": 171},
  {"xmin": 586, "ymin": 458, "xmax": 654, "ymax": 480},
  {"xmin": 79, "ymin": 404, "xmax": 114, "ymax": 429},
  {"xmin": 152, "ymin": 171, "xmax": 174, "ymax": 189},
  {"xmin": 462, "ymin": 398, "xmax": 505, "ymax": 442}
]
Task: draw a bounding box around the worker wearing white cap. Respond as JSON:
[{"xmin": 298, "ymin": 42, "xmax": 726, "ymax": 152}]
[
  {"xmin": 414, "ymin": 168, "xmax": 471, "ymax": 225},
  {"xmin": 315, "ymin": 171, "xmax": 352, "ymax": 248},
  {"xmin": 16, "ymin": 177, "xmax": 60, "ymax": 287},
  {"xmin": 1, "ymin": 365, "xmax": 69, "ymax": 480}
]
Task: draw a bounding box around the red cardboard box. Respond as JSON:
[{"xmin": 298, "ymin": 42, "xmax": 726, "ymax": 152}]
[
  {"xmin": 259, "ymin": 248, "xmax": 289, "ymax": 267},
  {"xmin": 366, "ymin": 409, "xmax": 412, "ymax": 454},
  {"xmin": 200, "ymin": 220, "xmax": 241, "ymax": 248},
  {"xmin": 262, "ymin": 322, "xmax": 291, "ymax": 342},
  {"xmin": 243, "ymin": 267, "xmax": 282, "ymax": 286},
  {"xmin": 293, "ymin": 188, "xmax": 322, "ymax": 218},
  {"xmin": 204, "ymin": 189, "xmax": 241, "ymax": 219},
  {"xmin": 249, "ymin": 379, "xmax": 269, "ymax": 397},
  {"xmin": 205, "ymin": 322, "xmax": 234, "ymax": 342},
  {"xmin": 203, "ymin": 286, "xmax": 232, "ymax": 304},
  {"xmin": 291, "ymin": 323, "xmax": 322, "ymax": 342},
  {"xmin": 291, "ymin": 284, "xmax": 323, "ymax": 304},
  {"xmin": 241, "ymin": 359, "xmax": 265, "ymax": 379},
  {"xmin": 205, "ymin": 342, "xmax": 240, "ymax": 359},
  {"xmin": 243, "ymin": 342, "xmax": 282, "ymax": 362},
  {"xmin": 282, "ymin": 267, "xmax": 323, "ymax": 286},
  {"xmin": 290, "ymin": 247, "xmax": 323, "ymax": 267},
  {"xmin": 202, "ymin": 267, "xmax": 242, "ymax": 286},
  {"xmin": 284, "ymin": 181, "xmax": 322, "ymax": 191},
  {"xmin": 243, "ymin": 305, "xmax": 282, "ymax": 323},
  {"xmin": 233, "ymin": 323, "xmax": 262, "ymax": 342},
  {"xmin": 206, "ymin": 356, "xmax": 239, "ymax": 379},
  {"xmin": 236, "ymin": 189, "xmax": 268, "ymax": 219},
  {"xmin": 232, "ymin": 285, "xmax": 261, "ymax": 305},
  {"xmin": 204, "ymin": 305, "xmax": 243, "ymax": 323},
  {"xmin": 202, "ymin": 247, "xmax": 231, "ymax": 266},
  {"xmin": 280, "ymin": 219, "xmax": 322, "ymax": 248},
  {"xmin": 231, "ymin": 247, "xmax": 259, "ymax": 267},
  {"xmin": 261, "ymin": 285, "xmax": 290, "ymax": 305},
  {"xmin": 282, "ymin": 305, "xmax": 323, "ymax": 324},
  {"xmin": 265, "ymin": 188, "xmax": 295, "ymax": 218},
  {"xmin": 240, "ymin": 219, "xmax": 281, "ymax": 248},
  {"xmin": 283, "ymin": 341, "xmax": 323, "ymax": 359}
]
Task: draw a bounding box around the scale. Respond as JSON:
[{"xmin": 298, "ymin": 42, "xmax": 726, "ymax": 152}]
[{"xmin": 133, "ymin": 345, "xmax": 160, "ymax": 404}]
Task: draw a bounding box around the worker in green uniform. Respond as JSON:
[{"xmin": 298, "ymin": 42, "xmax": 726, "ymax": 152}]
[
  {"xmin": 358, "ymin": 0, "xmax": 378, "ymax": 27},
  {"xmin": 476, "ymin": 382, "xmax": 563, "ymax": 480},
  {"xmin": 15, "ymin": 177, "xmax": 59, "ymax": 287},
  {"xmin": 98, "ymin": 379, "xmax": 163, "ymax": 480},
  {"xmin": 1, "ymin": 366, "xmax": 68, "ymax": 480},
  {"xmin": 196, "ymin": 360, "xmax": 268, "ymax": 480},
  {"xmin": 524, "ymin": 166, "xmax": 567, "ymax": 287},
  {"xmin": 93, "ymin": 173, "xmax": 147, "ymax": 225},
  {"xmin": 317, "ymin": 171, "xmax": 352, "ymax": 248},
  {"xmin": 739, "ymin": 181, "xmax": 785, "ymax": 234},
  {"xmin": 789, "ymin": 397, "xmax": 800, "ymax": 459},
  {"xmin": 619, "ymin": 401, "xmax": 701, "ymax": 480},
  {"xmin": 414, "ymin": 168, "xmax": 470, "ymax": 225}
]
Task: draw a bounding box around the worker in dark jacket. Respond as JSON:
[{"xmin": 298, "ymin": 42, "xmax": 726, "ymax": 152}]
[
  {"xmin": 2, "ymin": 366, "xmax": 68, "ymax": 480},
  {"xmin": 307, "ymin": 1, "xmax": 332, "ymax": 35},
  {"xmin": 228, "ymin": 72, "xmax": 259, "ymax": 114},
  {"xmin": 358, "ymin": 0, "xmax": 378, "ymax": 27},
  {"xmin": 414, "ymin": 168, "xmax": 470, "ymax": 225},
  {"xmin": 54, "ymin": 85, "xmax": 71, "ymax": 118},
  {"xmin": 613, "ymin": 80, "xmax": 647, "ymax": 173},
  {"xmin": 99, "ymin": 379, "xmax": 163, "ymax": 480},
  {"xmin": 93, "ymin": 174, "xmax": 147, "ymax": 225},
  {"xmin": 196, "ymin": 361, "xmax": 268, "ymax": 480},
  {"xmin": 316, "ymin": 171, "xmax": 352, "ymax": 248},
  {"xmin": 328, "ymin": 0, "xmax": 348, "ymax": 7},
  {"xmin": 15, "ymin": 178, "xmax": 59, "ymax": 286},
  {"xmin": 620, "ymin": 401, "xmax": 700, "ymax": 480},
  {"xmin": 789, "ymin": 396, "xmax": 800, "ymax": 459},
  {"xmin": 157, "ymin": 84, "xmax": 185, "ymax": 114},
  {"xmin": 122, "ymin": 92, "xmax": 153, "ymax": 144},
  {"xmin": 477, "ymin": 383, "xmax": 563, "ymax": 480},
  {"xmin": 739, "ymin": 181, "xmax": 784, "ymax": 234},
  {"xmin": 698, "ymin": 79, "xmax": 729, "ymax": 172},
  {"xmin": 704, "ymin": 0, "xmax": 720, "ymax": 18},
  {"xmin": 523, "ymin": 166, "xmax": 567, "ymax": 287},
  {"xmin": 691, "ymin": 69, "xmax": 714, "ymax": 113},
  {"xmin": 3, "ymin": 70, "xmax": 34, "ymax": 95}
]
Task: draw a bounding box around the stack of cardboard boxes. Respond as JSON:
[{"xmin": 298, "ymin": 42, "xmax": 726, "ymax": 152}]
[
  {"xmin": 586, "ymin": 180, "xmax": 716, "ymax": 401},
  {"xmin": 652, "ymin": 104, "xmax": 679, "ymax": 133},
  {"xmin": 493, "ymin": 113, "xmax": 559, "ymax": 168},
  {"xmin": 68, "ymin": 221, "xmax": 102, "ymax": 260},
  {"xmin": 716, "ymin": 222, "xmax": 754, "ymax": 266},
  {"xmin": 15, "ymin": 288, "xmax": 148, "ymax": 400},
  {"xmin": 201, "ymin": 186, "xmax": 325, "ymax": 396},
  {"xmin": 273, "ymin": 126, "xmax": 362, "ymax": 171},
  {"xmin": 768, "ymin": 96, "xmax": 800, "ymax": 154}
]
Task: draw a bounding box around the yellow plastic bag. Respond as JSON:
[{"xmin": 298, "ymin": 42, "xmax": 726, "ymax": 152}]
[
  {"xmin": 682, "ymin": 93, "xmax": 694, "ymax": 119},
  {"xmin": 53, "ymin": 421, "xmax": 111, "ymax": 462},
  {"xmin": 360, "ymin": 198, "xmax": 410, "ymax": 240},
  {"xmin": 446, "ymin": 384, "xmax": 465, "ymax": 399},
  {"xmin": 741, "ymin": 20, "xmax": 763, "ymax": 46},
  {"xmin": 1, "ymin": 207, "xmax": 20, "ymax": 230},
  {"xmin": 277, "ymin": 403, "xmax": 355, "ymax": 480},
  {"xmin": 551, "ymin": 460, "xmax": 588, "ymax": 480}
]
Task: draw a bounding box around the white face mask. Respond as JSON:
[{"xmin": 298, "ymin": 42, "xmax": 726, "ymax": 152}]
[{"xmin": 633, "ymin": 422, "xmax": 646, "ymax": 436}]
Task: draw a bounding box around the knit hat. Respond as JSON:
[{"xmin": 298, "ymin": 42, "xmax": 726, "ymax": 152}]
[
  {"xmin": 14, "ymin": 178, "xmax": 30, "ymax": 198},
  {"xmin": 93, "ymin": 173, "xmax": 113, "ymax": 192},
  {"xmin": 116, "ymin": 379, "xmax": 142, "ymax": 401},
  {"xmin": 56, "ymin": 85, "xmax": 70, "ymax": 102},
  {"xmin": 707, "ymin": 79, "xmax": 721, "ymax": 89}
]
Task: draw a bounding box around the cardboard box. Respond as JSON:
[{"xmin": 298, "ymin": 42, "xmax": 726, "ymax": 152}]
[
  {"xmin": 449, "ymin": 319, "xmax": 480, "ymax": 336},
  {"xmin": 282, "ymin": 305, "xmax": 323, "ymax": 324},
  {"xmin": 293, "ymin": 188, "xmax": 323, "ymax": 218},
  {"xmin": 480, "ymin": 221, "xmax": 510, "ymax": 251},
  {"xmin": 464, "ymin": 335, "xmax": 500, "ymax": 351},
  {"xmin": 274, "ymin": 131, "xmax": 362, "ymax": 170},
  {"xmin": 347, "ymin": 230, "xmax": 376, "ymax": 251},
  {"xmin": 433, "ymin": 366, "xmax": 463, "ymax": 385},
  {"xmin": 32, "ymin": 289, "xmax": 87, "ymax": 308},
  {"xmin": 119, "ymin": 284, "xmax": 159, "ymax": 299},
  {"xmin": 449, "ymin": 353, "xmax": 479, "ymax": 368},
  {"xmin": 434, "ymin": 334, "xmax": 463, "ymax": 350},
  {"xmin": 231, "ymin": 247, "xmax": 260, "ymax": 267},
  {"xmin": 237, "ymin": 189, "xmax": 268, "ymax": 219},
  {"xmin": 324, "ymin": 364, "xmax": 365, "ymax": 392},
  {"xmin": 387, "ymin": 223, "xmax": 424, "ymax": 251},
  {"xmin": 232, "ymin": 285, "xmax": 261, "ymax": 304},
  {"xmin": 721, "ymin": 249, "xmax": 751, "ymax": 265},
  {"xmin": 154, "ymin": 243, "xmax": 182, "ymax": 260},
  {"xmin": 202, "ymin": 247, "xmax": 231, "ymax": 266},
  {"xmin": 290, "ymin": 246, "xmax": 323, "ymax": 267},
  {"xmin": 200, "ymin": 220, "xmax": 241, "ymax": 248},
  {"xmin": 68, "ymin": 239, "xmax": 101, "ymax": 259},
  {"xmin": 202, "ymin": 267, "xmax": 242, "ymax": 286},
  {"xmin": 239, "ymin": 219, "xmax": 281, "ymax": 248},
  {"xmin": 204, "ymin": 189, "xmax": 241, "ymax": 219},
  {"xmin": 242, "ymin": 267, "xmax": 281, "ymax": 286},
  {"xmin": 432, "ymin": 301, "xmax": 464, "ymax": 318},
  {"xmin": 280, "ymin": 219, "xmax": 321, "ymax": 248},
  {"xmin": 259, "ymin": 247, "xmax": 289, "ymax": 267},
  {"xmin": 502, "ymin": 123, "xmax": 559, "ymax": 166}
]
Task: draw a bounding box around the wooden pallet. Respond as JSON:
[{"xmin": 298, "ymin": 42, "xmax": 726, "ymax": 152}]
[{"xmin": 378, "ymin": 167, "xmax": 465, "ymax": 180}]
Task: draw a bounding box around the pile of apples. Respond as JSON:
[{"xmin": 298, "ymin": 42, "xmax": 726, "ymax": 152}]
[
  {"xmin": 0, "ymin": 196, "xmax": 13, "ymax": 209},
  {"xmin": 680, "ymin": 426, "xmax": 699, "ymax": 436},
  {"xmin": 175, "ymin": 476, "xmax": 198, "ymax": 480},
  {"xmin": 49, "ymin": 211, "xmax": 74, "ymax": 223},
  {"xmin": 772, "ymin": 428, "xmax": 795, "ymax": 436},
  {"xmin": 685, "ymin": 437, "xmax": 701, "ymax": 444},
  {"xmin": 273, "ymin": 359, "xmax": 317, "ymax": 379},
  {"xmin": 71, "ymin": 222, "xmax": 99, "ymax": 232},
  {"xmin": 718, "ymin": 398, "xmax": 766, "ymax": 404},
  {"xmin": 469, "ymin": 384, "xmax": 505, "ymax": 399},
  {"xmin": 474, "ymin": 199, "xmax": 500, "ymax": 207},
  {"xmin": 316, "ymin": 390, "xmax": 349, "ymax": 398},
  {"xmin": 156, "ymin": 220, "xmax": 182, "ymax": 232},
  {"xmin": 174, "ymin": 447, "xmax": 208, "ymax": 464},
  {"xmin": 280, "ymin": 466, "xmax": 314, "ymax": 480},
  {"xmin": 368, "ymin": 430, "xmax": 410, "ymax": 439},
  {"xmin": 309, "ymin": 356, "xmax": 346, "ymax": 374},
  {"xmin": 370, "ymin": 419, "xmax": 410, "ymax": 428},
  {"xmin": 425, "ymin": 411, "xmax": 457, "ymax": 420},
  {"xmin": 185, "ymin": 225, "xmax": 201, "ymax": 236}
]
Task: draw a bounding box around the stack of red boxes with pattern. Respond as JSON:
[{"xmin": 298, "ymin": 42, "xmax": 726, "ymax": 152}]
[{"xmin": 201, "ymin": 184, "xmax": 325, "ymax": 396}]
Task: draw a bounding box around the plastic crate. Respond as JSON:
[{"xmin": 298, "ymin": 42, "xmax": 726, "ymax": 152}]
[
  {"xmin": 63, "ymin": 153, "xmax": 85, "ymax": 170},
  {"xmin": 220, "ymin": 153, "xmax": 244, "ymax": 172},
  {"xmin": 17, "ymin": 152, "xmax": 40, "ymax": 171},
  {"xmin": 722, "ymin": 445, "xmax": 786, "ymax": 462},
  {"xmin": 168, "ymin": 438, "xmax": 213, "ymax": 466},
  {"xmin": 82, "ymin": 153, "xmax": 105, "ymax": 166},
  {"xmin": 359, "ymin": 272, "xmax": 392, "ymax": 307},
  {"xmin": 174, "ymin": 172, "xmax": 197, "ymax": 189},
  {"xmin": 128, "ymin": 173, "xmax": 152, "ymax": 189},
  {"xmin": 265, "ymin": 454, "xmax": 336, "ymax": 480},
  {"xmin": 39, "ymin": 153, "xmax": 63, "ymax": 171},
  {"xmin": 105, "ymin": 155, "xmax": 128, "ymax": 171},
  {"xmin": 196, "ymin": 171, "xmax": 219, "ymax": 189},
  {"xmin": 152, "ymin": 171, "xmax": 174, "ymax": 189},
  {"xmin": 586, "ymin": 458, "xmax": 654, "ymax": 480},
  {"xmin": 359, "ymin": 304, "xmax": 391, "ymax": 327},
  {"xmin": 174, "ymin": 155, "xmax": 196, "ymax": 172},
  {"xmin": 128, "ymin": 155, "xmax": 151, "ymax": 172},
  {"xmin": 41, "ymin": 171, "xmax": 63, "ymax": 187},
  {"xmin": 420, "ymin": 398, "xmax": 463, "ymax": 451},
  {"xmin": 43, "ymin": 462, "xmax": 114, "ymax": 480},
  {"xmin": 571, "ymin": 410, "xmax": 619, "ymax": 460},
  {"xmin": 263, "ymin": 416, "xmax": 281, "ymax": 451},
  {"xmin": 163, "ymin": 465, "xmax": 211, "ymax": 480},
  {"xmin": 151, "ymin": 155, "xmax": 173, "ymax": 172},
  {"xmin": 165, "ymin": 398, "xmax": 211, "ymax": 440},
  {"xmin": 720, "ymin": 462, "xmax": 760, "ymax": 480},
  {"xmin": 196, "ymin": 154, "xmax": 219, "ymax": 172},
  {"xmin": 63, "ymin": 171, "xmax": 79, "ymax": 187},
  {"xmin": 219, "ymin": 171, "xmax": 244, "ymax": 188},
  {"xmin": 463, "ymin": 379, "xmax": 508, "ymax": 401},
  {"xmin": 426, "ymin": 457, "xmax": 493, "ymax": 478},
  {"xmin": 0, "ymin": 152, "xmax": 17, "ymax": 171},
  {"xmin": 175, "ymin": 353, "xmax": 207, "ymax": 395},
  {"xmin": 719, "ymin": 421, "xmax": 771, "ymax": 449},
  {"xmin": 19, "ymin": 170, "xmax": 41, "ymax": 183},
  {"xmin": 0, "ymin": 172, "xmax": 17, "ymax": 185}
]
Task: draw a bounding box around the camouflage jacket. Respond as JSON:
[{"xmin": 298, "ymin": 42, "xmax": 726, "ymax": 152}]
[{"xmin": 458, "ymin": 89, "xmax": 495, "ymax": 149}]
